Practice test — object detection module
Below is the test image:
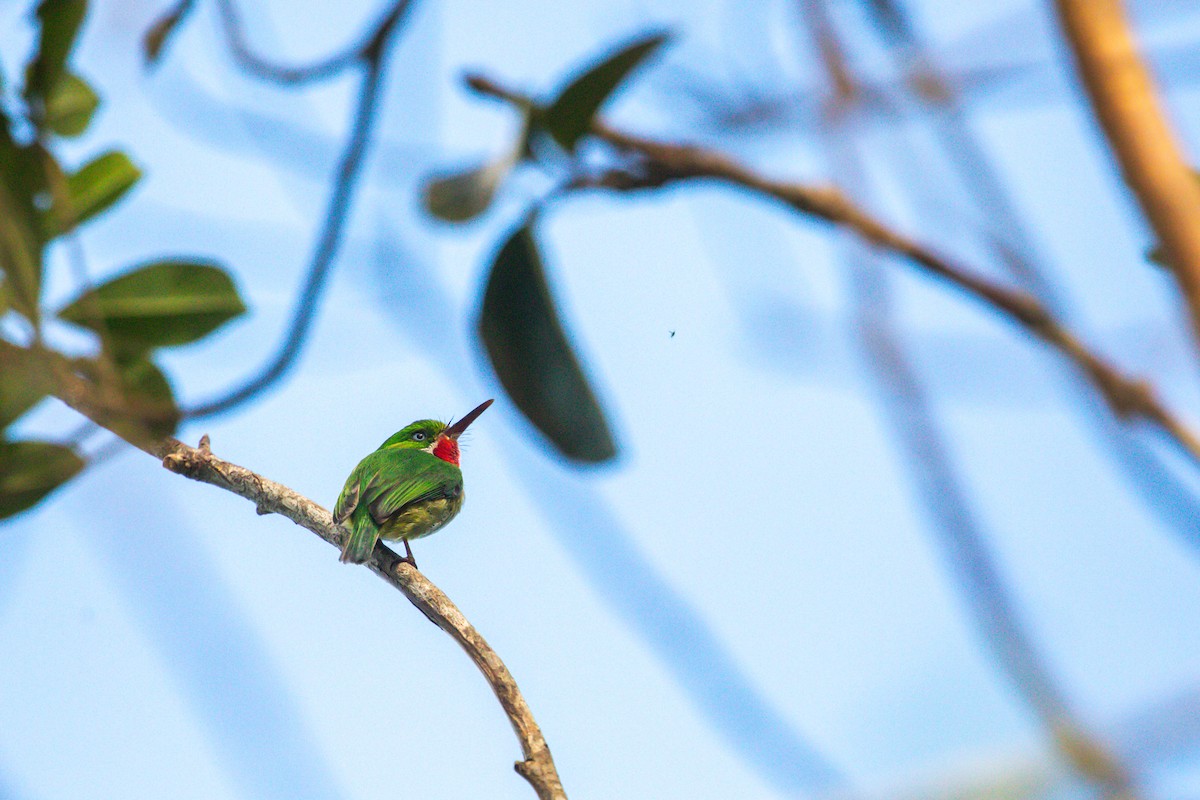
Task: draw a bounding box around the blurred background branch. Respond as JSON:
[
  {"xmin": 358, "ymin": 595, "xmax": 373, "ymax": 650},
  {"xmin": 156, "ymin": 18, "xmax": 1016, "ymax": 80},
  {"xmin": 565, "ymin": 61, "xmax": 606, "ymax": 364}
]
[
  {"xmin": 803, "ymin": 1, "xmax": 1135, "ymax": 794},
  {"xmin": 8, "ymin": 1, "xmax": 1200, "ymax": 798},
  {"xmin": 1054, "ymin": 0, "xmax": 1200, "ymax": 351},
  {"xmin": 854, "ymin": 0, "xmax": 1200, "ymax": 574},
  {"xmin": 463, "ymin": 72, "xmax": 1200, "ymax": 472},
  {"xmin": 186, "ymin": 0, "xmax": 416, "ymax": 417}
]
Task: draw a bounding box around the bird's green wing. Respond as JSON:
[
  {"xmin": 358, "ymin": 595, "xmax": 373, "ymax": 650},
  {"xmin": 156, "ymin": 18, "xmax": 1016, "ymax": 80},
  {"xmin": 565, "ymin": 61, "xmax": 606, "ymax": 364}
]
[
  {"xmin": 333, "ymin": 459, "xmax": 383, "ymax": 563},
  {"xmin": 333, "ymin": 464, "xmax": 371, "ymax": 524},
  {"xmin": 361, "ymin": 453, "xmax": 462, "ymax": 526}
]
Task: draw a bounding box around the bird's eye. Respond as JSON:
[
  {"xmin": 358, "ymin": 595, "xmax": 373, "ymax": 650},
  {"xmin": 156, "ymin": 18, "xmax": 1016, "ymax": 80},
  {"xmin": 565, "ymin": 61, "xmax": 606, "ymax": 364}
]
[{"xmin": 412, "ymin": 431, "xmax": 427, "ymax": 441}]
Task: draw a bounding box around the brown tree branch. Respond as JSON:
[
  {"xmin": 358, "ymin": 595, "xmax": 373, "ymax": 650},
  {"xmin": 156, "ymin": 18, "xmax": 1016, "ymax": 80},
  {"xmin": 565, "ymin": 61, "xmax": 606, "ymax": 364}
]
[
  {"xmin": 464, "ymin": 72, "xmax": 1200, "ymax": 470},
  {"xmin": 1054, "ymin": 0, "xmax": 1200, "ymax": 349},
  {"xmin": 855, "ymin": 0, "xmax": 1200, "ymax": 574},
  {"xmin": 159, "ymin": 440, "xmax": 566, "ymax": 800},
  {"xmin": 804, "ymin": 3, "xmax": 1136, "ymax": 794},
  {"xmin": 0, "ymin": 340, "xmax": 567, "ymax": 800}
]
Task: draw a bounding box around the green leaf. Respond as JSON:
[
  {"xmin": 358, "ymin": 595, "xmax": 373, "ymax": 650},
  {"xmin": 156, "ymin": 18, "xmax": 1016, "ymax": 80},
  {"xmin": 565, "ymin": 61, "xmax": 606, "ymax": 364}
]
[
  {"xmin": 0, "ymin": 347, "xmax": 53, "ymax": 428},
  {"xmin": 143, "ymin": 0, "xmax": 195, "ymax": 68},
  {"xmin": 41, "ymin": 149, "xmax": 140, "ymax": 236},
  {"xmin": 0, "ymin": 440, "xmax": 85, "ymax": 519},
  {"xmin": 41, "ymin": 150, "xmax": 140, "ymax": 237},
  {"xmin": 67, "ymin": 150, "xmax": 139, "ymax": 224},
  {"xmin": 478, "ymin": 222, "xmax": 616, "ymax": 463},
  {"xmin": 116, "ymin": 356, "xmax": 179, "ymax": 438},
  {"xmin": 543, "ymin": 30, "xmax": 671, "ymax": 153},
  {"xmin": 0, "ymin": 191, "xmax": 43, "ymax": 321},
  {"xmin": 424, "ymin": 155, "xmax": 515, "ymax": 223},
  {"xmin": 0, "ymin": 128, "xmax": 47, "ymax": 322},
  {"xmin": 44, "ymin": 72, "xmax": 99, "ymax": 137},
  {"xmin": 23, "ymin": 0, "xmax": 87, "ymax": 112},
  {"xmin": 75, "ymin": 353, "xmax": 180, "ymax": 440},
  {"xmin": 58, "ymin": 259, "xmax": 246, "ymax": 352}
]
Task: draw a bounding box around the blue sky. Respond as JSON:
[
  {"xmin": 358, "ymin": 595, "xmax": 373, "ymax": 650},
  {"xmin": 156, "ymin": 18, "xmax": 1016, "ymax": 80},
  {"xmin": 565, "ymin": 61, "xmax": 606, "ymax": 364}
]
[{"xmin": 5, "ymin": 0, "xmax": 1200, "ymax": 798}]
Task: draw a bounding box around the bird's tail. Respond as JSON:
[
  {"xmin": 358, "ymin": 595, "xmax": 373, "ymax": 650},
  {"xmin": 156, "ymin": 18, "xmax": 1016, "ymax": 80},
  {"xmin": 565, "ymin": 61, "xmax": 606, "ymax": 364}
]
[{"xmin": 339, "ymin": 514, "xmax": 379, "ymax": 564}]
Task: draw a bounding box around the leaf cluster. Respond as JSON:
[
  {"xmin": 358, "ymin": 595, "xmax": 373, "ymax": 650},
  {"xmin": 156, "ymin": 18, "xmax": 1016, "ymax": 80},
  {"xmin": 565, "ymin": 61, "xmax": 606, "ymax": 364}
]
[
  {"xmin": 3, "ymin": 16, "xmax": 673, "ymax": 519},
  {"xmin": 1, "ymin": 0, "xmax": 245, "ymax": 518}
]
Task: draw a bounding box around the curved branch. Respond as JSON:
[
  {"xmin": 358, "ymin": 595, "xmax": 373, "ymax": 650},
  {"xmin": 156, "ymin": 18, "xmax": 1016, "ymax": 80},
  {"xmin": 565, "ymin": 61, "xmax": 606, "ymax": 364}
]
[
  {"xmin": 855, "ymin": 0, "xmax": 1200, "ymax": 564},
  {"xmin": 463, "ymin": 73, "xmax": 1200, "ymax": 468},
  {"xmin": 187, "ymin": 2, "xmax": 414, "ymax": 419},
  {"xmin": 6, "ymin": 339, "xmax": 567, "ymax": 800},
  {"xmin": 1054, "ymin": 0, "xmax": 1200, "ymax": 349},
  {"xmin": 213, "ymin": 0, "xmax": 414, "ymax": 85},
  {"xmin": 159, "ymin": 439, "xmax": 566, "ymax": 800}
]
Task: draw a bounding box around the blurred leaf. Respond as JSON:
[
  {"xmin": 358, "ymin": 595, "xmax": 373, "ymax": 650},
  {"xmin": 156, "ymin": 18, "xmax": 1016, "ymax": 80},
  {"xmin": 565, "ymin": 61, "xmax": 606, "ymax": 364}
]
[
  {"xmin": 0, "ymin": 347, "xmax": 52, "ymax": 428},
  {"xmin": 58, "ymin": 259, "xmax": 246, "ymax": 352},
  {"xmin": 478, "ymin": 222, "xmax": 616, "ymax": 462},
  {"xmin": 0, "ymin": 280, "xmax": 8, "ymax": 316},
  {"xmin": 143, "ymin": 0, "xmax": 195, "ymax": 68},
  {"xmin": 116, "ymin": 356, "xmax": 179, "ymax": 438},
  {"xmin": 23, "ymin": 0, "xmax": 86, "ymax": 112},
  {"xmin": 44, "ymin": 72, "xmax": 98, "ymax": 137},
  {"xmin": 543, "ymin": 30, "xmax": 671, "ymax": 153},
  {"xmin": 71, "ymin": 151, "xmax": 138, "ymax": 219},
  {"xmin": 0, "ymin": 194, "xmax": 43, "ymax": 322},
  {"xmin": 41, "ymin": 150, "xmax": 140, "ymax": 237},
  {"xmin": 0, "ymin": 119, "xmax": 46, "ymax": 322},
  {"xmin": 76, "ymin": 353, "xmax": 180, "ymax": 440},
  {"xmin": 424, "ymin": 155, "xmax": 515, "ymax": 223},
  {"xmin": 0, "ymin": 440, "xmax": 84, "ymax": 519}
]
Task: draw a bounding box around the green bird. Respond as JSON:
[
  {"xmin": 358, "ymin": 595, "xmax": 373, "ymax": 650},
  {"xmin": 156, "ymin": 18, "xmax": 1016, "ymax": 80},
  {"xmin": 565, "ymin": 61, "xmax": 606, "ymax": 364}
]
[{"xmin": 333, "ymin": 399, "xmax": 494, "ymax": 566}]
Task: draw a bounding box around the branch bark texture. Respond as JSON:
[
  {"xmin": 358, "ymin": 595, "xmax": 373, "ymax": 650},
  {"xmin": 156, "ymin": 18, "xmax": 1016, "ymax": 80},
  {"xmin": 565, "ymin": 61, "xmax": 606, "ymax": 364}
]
[
  {"xmin": 159, "ymin": 439, "xmax": 566, "ymax": 800},
  {"xmin": 0, "ymin": 341, "xmax": 567, "ymax": 800},
  {"xmin": 1054, "ymin": 0, "xmax": 1200, "ymax": 347}
]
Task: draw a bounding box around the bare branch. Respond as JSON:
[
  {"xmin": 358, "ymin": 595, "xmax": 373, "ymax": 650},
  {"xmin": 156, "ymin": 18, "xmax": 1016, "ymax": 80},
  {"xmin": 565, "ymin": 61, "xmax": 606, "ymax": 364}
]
[
  {"xmin": 158, "ymin": 441, "xmax": 566, "ymax": 799},
  {"xmin": 465, "ymin": 72, "xmax": 1200, "ymax": 469},
  {"xmin": 1054, "ymin": 0, "xmax": 1200, "ymax": 349},
  {"xmin": 0, "ymin": 339, "xmax": 567, "ymax": 799}
]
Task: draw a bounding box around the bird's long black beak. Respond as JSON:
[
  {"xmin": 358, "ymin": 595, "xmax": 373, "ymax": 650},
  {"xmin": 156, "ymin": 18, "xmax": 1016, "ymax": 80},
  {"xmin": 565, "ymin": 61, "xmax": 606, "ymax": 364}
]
[{"xmin": 444, "ymin": 399, "xmax": 494, "ymax": 439}]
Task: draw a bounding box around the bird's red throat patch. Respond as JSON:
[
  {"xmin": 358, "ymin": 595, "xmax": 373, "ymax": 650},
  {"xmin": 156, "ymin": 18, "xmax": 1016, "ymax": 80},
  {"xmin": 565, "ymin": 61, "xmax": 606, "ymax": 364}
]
[{"xmin": 432, "ymin": 435, "xmax": 460, "ymax": 466}]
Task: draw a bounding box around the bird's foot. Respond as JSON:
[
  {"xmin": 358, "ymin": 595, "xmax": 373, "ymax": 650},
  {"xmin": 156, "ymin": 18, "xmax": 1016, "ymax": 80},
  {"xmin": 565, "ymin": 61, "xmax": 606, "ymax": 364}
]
[{"xmin": 398, "ymin": 540, "xmax": 419, "ymax": 570}]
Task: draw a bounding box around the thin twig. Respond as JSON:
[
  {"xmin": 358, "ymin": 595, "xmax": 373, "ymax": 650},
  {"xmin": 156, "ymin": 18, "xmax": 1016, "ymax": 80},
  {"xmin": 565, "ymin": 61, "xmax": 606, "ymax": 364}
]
[
  {"xmin": 463, "ymin": 72, "xmax": 1200, "ymax": 469},
  {"xmin": 0, "ymin": 338, "xmax": 567, "ymax": 800},
  {"xmin": 1054, "ymin": 0, "xmax": 1200, "ymax": 350},
  {"xmin": 187, "ymin": 1, "xmax": 415, "ymax": 418},
  {"xmin": 805, "ymin": 3, "xmax": 1136, "ymax": 794},
  {"xmin": 856, "ymin": 0, "xmax": 1047, "ymax": 289}
]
